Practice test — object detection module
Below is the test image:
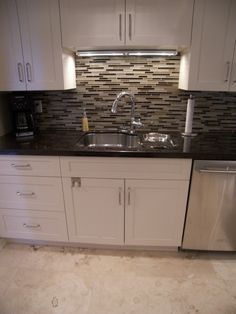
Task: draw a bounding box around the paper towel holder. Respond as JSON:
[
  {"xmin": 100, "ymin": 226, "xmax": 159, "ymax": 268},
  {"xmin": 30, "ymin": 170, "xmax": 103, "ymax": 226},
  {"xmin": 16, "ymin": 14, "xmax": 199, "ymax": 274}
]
[{"xmin": 181, "ymin": 94, "xmax": 197, "ymax": 137}]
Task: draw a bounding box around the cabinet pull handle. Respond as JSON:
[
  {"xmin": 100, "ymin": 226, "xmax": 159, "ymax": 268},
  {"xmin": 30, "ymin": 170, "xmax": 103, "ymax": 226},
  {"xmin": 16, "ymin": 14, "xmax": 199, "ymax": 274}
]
[
  {"xmin": 128, "ymin": 14, "xmax": 132, "ymax": 40},
  {"xmin": 17, "ymin": 191, "xmax": 35, "ymax": 197},
  {"xmin": 224, "ymin": 61, "xmax": 231, "ymax": 82},
  {"xmin": 23, "ymin": 223, "xmax": 40, "ymax": 229},
  {"xmin": 17, "ymin": 63, "xmax": 24, "ymax": 82},
  {"xmin": 11, "ymin": 163, "xmax": 31, "ymax": 169},
  {"xmin": 26, "ymin": 63, "xmax": 32, "ymax": 82},
  {"xmin": 233, "ymin": 63, "xmax": 236, "ymax": 83},
  {"xmin": 119, "ymin": 187, "xmax": 122, "ymax": 205},
  {"xmin": 119, "ymin": 14, "xmax": 122, "ymax": 41},
  {"xmin": 199, "ymin": 168, "xmax": 236, "ymax": 174},
  {"xmin": 127, "ymin": 187, "xmax": 131, "ymax": 205},
  {"xmin": 71, "ymin": 177, "xmax": 81, "ymax": 188}
]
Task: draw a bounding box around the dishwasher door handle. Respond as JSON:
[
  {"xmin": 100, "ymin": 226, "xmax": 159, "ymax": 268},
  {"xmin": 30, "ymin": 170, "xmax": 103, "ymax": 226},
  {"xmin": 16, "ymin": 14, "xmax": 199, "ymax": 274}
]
[{"xmin": 199, "ymin": 168, "xmax": 236, "ymax": 174}]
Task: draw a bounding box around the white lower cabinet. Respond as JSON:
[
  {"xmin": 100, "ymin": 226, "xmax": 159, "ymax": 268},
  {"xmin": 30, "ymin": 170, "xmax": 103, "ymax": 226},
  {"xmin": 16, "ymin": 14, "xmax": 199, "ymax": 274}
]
[
  {"xmin": 125, "ymin": 179, "xmax": 189, "ymax": 246},
  {"xmin": 61, "ymin": 157, "xmax": 191, "ymax": 247},
  {"xmin": 0, "ymin": 156, "xmax": 191, "ymax": 247},
  {"xmin": 0, "ymin": 156, "xmax": 69, "ymax": 242},
  {"xmin": 63, "ymin": 178, "xmax": 124, "ymax": 245},
  {"xmin": 0, "ymin": 210, "xmax": 68, "ymax": 241}
]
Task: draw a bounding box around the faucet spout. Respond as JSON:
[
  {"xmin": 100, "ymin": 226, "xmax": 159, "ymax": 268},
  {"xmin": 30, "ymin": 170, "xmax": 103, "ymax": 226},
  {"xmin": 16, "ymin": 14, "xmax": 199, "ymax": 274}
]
[
  {"xmin": 111, "ymin": 91, "xmax": 143, "ymax": 133},
  {"xmin": 111, "ymin": 91, "xmax": 136, "ymax": 116}
]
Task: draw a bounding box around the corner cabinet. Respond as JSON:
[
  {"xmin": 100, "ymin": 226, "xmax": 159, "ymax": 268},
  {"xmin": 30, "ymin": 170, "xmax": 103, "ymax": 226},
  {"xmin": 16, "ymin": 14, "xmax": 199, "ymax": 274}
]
[
  {"xmin": 61, "ymin": 157, "xmax": 192, "ymax": 248},
  {"xmin": 60, "ymin": 0, "xmax": 194, "ymax": 50},
  {"xmin": 179, "ymin": 0, "xmax": 236, "ymax": 91},
  {"xmin": 0, "ymin": 0, "xmax": 76, "ymax": 91}
]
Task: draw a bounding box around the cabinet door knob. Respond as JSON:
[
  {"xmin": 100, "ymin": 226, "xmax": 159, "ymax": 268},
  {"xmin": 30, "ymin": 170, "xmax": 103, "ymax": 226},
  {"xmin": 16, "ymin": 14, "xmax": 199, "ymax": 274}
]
[{"xmin": 17, "ymin": 63, "xmax": 24, "ymax": 82}]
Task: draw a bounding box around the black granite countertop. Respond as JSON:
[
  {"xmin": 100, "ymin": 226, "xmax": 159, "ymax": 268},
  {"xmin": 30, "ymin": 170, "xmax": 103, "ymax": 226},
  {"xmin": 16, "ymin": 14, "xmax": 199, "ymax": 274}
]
[{"xmin": 0, "ymin": 130, "xmax": 236, "ymax": 160}]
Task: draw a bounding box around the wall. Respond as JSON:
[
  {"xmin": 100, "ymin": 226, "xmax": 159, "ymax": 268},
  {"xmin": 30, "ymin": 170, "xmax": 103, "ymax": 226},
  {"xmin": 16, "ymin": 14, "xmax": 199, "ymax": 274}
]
[{"xmin": 30, "ymin": 56, "xmax": 236, "ymax": 133}]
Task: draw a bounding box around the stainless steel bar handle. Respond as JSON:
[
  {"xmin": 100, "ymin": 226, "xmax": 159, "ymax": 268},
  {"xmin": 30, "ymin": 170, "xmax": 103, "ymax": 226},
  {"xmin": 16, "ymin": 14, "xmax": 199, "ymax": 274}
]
[
  {"xmin": 23, "ymin": 223, "xmax": 40, "ymax": 229},
  {"xmin": 26, "ymin": 63, "xmax": 32, "ymax": 82},
  {"xmin": 233, "ymin": 63, "xmax": 236, "ymax": 83},
  {"xmin": 17, "ymin": 63, "xmax": 24, "ymax": 82},
  {"xmin": 16, "ymin": 191, "xmax": 35, "ymax": 197},
  {"xmin": 128, "ymin": 14, "xmax": 132, "ymax": 40},
  {"xmin": 127, "ymin": 187, "xmax": 131, "ymax": 205},
  {"xmin": 199, "ymin": 169, "xmax": 236, "ymax": 174},
  {"xmin": 119, "ymin": 14, "xmax": 122, "ymax": 41},
  {"xmin": 119, "ymin": 187, "xmax": 122, "ymax": 205},
  {"xmin": 224, "ymin": 61, "xmax": 231, "ymax": 82},
  {"xmin": 11, "ymin": 163, "xmax": 31, "ymax": 169}
]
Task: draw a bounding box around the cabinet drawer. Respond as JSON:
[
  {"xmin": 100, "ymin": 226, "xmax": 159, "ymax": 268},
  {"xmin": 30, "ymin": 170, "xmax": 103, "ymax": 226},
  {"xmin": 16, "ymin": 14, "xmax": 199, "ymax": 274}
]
[
  {"xmin": 0, "ymin": 210, "xmax": 68, "ymax": 241},
  {"xmin": 0, "ymin": 156, "xmax": 61, "ymax": 176},
  {"xmin": 0, "ymin": 176, "xmax": 64, "ymax": 211},
  {"xmin": 60, "ymin": 157, "xmax": 192, "ymax": 180}
]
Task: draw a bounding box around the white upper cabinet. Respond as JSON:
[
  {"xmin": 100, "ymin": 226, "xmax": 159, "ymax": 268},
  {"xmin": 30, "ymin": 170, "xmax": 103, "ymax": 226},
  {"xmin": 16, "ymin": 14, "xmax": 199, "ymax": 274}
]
[
  {"xmin": 60, "ymin": 0, "xmax": 125, "ymax": 49},
  {"xmin": 125, "ymin": 0, "xmax": 194, "ymax": 49},
  {"xmin": 179, "ymin": 0, "xmax": 236, "ymax": 91},
  {"xmin": 60, "ymin": 0, "xmax": 194, "ymax": 50},
  {"xmin": 0, "ymin": 0, "xmax": 76, "ymax": 91},
  {"xmin": 0, "ymin": 0, "xmax": 25, "ymax": 91}
]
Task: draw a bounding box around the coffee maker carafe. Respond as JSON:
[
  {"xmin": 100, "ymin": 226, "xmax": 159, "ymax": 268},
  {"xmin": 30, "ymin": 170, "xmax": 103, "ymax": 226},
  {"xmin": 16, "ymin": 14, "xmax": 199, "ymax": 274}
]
[{"xmin": 11, "ymin": 95, "xmax": 35, "ymax": 137}]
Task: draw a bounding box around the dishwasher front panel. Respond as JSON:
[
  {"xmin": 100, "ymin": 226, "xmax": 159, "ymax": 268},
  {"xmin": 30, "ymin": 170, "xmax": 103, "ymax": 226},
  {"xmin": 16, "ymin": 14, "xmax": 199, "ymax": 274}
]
[{"xmin": 182, "ymin": 160, "xmax": 236, "ymax": 251}]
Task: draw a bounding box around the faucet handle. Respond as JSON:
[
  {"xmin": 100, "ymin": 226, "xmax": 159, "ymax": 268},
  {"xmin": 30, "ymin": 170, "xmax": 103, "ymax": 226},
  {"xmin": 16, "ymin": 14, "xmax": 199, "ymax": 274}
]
[{"xmin": 131, "ymin": 117, "xmax": 143, "ymax": 128}]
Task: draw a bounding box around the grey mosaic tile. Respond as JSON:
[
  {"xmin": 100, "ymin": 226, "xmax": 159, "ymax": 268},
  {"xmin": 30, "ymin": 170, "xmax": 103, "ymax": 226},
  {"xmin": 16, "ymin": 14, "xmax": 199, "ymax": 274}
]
[{"xmin": 26, "ymin": 56, "xmax": 236, "ymax": 132}]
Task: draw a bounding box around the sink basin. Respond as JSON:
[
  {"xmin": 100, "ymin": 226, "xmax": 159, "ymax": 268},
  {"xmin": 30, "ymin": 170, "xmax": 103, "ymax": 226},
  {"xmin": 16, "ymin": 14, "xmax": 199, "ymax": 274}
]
[{"xmin": 76, "ymin": 132, "xmax": 140, "ymax": 149}]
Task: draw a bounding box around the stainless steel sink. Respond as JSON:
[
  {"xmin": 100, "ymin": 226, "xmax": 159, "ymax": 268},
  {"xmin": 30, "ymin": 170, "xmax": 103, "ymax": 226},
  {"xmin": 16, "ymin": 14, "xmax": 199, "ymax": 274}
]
[{"xmin": 76, "ymin": 131, "xmax": 140, "ymax": 149}]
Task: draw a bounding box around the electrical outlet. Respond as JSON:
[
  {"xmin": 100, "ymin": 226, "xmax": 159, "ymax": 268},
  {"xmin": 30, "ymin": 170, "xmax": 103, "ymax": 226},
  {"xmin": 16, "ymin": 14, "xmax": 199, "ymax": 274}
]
[{"xmin": 34, "ymin": 100, "xmax": 43, "ymax": 113}]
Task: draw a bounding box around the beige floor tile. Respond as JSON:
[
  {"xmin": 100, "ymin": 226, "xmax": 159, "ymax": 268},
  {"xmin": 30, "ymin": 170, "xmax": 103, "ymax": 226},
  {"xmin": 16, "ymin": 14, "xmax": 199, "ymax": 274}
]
[{"xmin": 0, "ymin": 244, "xmax": 235, "ymax": 314}]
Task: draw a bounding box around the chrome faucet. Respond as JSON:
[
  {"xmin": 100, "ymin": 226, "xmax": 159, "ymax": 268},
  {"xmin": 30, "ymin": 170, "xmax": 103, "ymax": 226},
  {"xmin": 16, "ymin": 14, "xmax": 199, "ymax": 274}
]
[{"xmin": 111, "ymin": 91, "xmax": 143, "ymax": 133}]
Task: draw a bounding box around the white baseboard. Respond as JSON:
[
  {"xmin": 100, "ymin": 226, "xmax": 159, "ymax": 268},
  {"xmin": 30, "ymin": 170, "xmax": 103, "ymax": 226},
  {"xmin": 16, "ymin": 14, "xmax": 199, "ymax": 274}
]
[{"xmin": 7, "ymin": 238, "xmax": 178, "ymax": 252}]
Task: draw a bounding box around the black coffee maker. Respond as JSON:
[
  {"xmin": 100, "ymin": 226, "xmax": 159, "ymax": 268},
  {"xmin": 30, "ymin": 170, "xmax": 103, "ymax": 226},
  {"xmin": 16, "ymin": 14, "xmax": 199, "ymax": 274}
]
[{"xmin": 11, "ymin": 95, "xmax": 35, "ymax": 137}]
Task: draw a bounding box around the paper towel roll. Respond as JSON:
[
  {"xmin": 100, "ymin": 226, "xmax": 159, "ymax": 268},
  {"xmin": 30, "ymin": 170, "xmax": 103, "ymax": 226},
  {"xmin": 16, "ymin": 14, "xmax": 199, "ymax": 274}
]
[{"xmin": 184, "ymin": 95, "xmax": 195, "ymax": 134}]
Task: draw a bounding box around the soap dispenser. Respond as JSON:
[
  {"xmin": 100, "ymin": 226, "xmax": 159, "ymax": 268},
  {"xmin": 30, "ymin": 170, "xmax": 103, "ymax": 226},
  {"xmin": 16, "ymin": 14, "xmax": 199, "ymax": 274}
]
[{"xmin": 82, "ymin": 108, "xmax": 89, "ymax": 132}]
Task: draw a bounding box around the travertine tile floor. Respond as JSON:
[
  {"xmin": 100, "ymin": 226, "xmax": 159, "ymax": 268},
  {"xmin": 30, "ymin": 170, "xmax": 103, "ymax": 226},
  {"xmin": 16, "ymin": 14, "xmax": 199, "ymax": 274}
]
[{"xmin": 0, "ymin": 243, "xmax": 236, "ymax": 314}]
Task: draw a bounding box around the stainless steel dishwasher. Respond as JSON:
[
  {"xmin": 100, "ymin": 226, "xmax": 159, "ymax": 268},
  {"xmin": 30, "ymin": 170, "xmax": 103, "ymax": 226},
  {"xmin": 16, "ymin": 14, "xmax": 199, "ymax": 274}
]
[{"xmin": 182, "ymin": 160, "xmax": 236, "ymax": 251}]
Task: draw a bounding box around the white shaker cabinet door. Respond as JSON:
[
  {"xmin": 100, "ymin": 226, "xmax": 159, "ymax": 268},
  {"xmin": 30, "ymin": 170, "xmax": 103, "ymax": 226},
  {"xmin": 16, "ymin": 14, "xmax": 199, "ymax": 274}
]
[
  {"xmin": 0, "ymin": 0, "xmax": 25, "ymax": 91},
  {"xmin": 125, "ymin": 0, "xmax": 194, "ymax": 48},
  {"xmin": 17, "ymin": 0, "xmax": 68, "ymax": 90},
  {"xmin": 63, "ymin": 178, "xmax": 124, "ymax": 245},
  {"xmin": 125, "ymin": 179, "xmax": 189, "ymax": 247},
  {"xmin": 179, "ymin": 0, "xmax": 236, "ymax": 91},
  {"xmin": 60, "ymin": 0, "xmax": 125, "ymax": 50}
]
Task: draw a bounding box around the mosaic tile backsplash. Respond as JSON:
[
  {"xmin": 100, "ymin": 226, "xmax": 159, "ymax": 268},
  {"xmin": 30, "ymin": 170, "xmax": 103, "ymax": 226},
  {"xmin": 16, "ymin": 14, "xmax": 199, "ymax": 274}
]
[{"xmin": 30, "ymin": 56, "xmax": 236, "ymax": 132}]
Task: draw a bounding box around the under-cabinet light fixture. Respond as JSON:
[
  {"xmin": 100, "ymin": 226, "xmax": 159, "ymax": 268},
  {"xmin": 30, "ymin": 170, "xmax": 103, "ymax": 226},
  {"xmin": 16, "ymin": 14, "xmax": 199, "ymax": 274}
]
[{"xmin": 77, "ymin": 50, "xmax": 178, "ymax": 57}]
